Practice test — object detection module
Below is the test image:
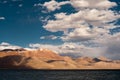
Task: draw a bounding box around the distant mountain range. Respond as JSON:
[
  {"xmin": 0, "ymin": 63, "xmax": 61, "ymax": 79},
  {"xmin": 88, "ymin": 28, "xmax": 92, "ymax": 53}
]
[{"xmin": 0, "ymin": 48, "xmax": 120, "ymax": 69}]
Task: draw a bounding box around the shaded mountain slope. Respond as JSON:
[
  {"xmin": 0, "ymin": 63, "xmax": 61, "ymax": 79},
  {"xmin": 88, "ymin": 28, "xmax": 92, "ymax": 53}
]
[{"xmin": 0, "ymin": 49, "xmax": 120, "ymax": 69}]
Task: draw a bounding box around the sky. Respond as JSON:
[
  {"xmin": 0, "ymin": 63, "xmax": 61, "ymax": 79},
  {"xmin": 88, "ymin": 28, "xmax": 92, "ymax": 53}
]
[{"xmin": 0, "ymin": 0, "xmax": 120, "ymax": 59}]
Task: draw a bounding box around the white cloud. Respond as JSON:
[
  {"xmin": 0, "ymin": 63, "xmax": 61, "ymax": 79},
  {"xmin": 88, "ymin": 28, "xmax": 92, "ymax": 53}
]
[
  {"xmin": 43, "ymin": 0, "xmax": 70, "ymax": 11},
  {"xmin": 0, "ymin": 42, "xmax": 10, "ymax": 46},
  {"xmin": 44, "ymin": 9, "xmax": 120, "ymax": 33},
  {"xmin": 96, "ymin": 0, "xmax": 117, "ymax": 9},
  {"xmin": 44, "ymin": 8, "xmax": 120, "ymax": 41},
  {"xmin": 0, "ymin": 42, "xmax": 22, "ymax": 51},
  {"xmin": 93, "ymin": 33, "xmax": 120, "ymax": 59},
  {"xmin": 70, "ymin": 0, "xmax": 89, "ymax": 9},
  {"xmin": 29, "ymin": 37, "xmax": 120, "ymax": 59},
  {"xmin": 70, "ymin": 0, "xmax": 117, "ymax": 9},
  {"xmin": 29, "ymin": 42, "xmax": 106, "ymax": 58},
  {"xmin": 0, "ymin": 17, "xmax": 5, "ymax": 20},
  {"xmin": 42, "ymin": 0, "xmax": 117, "ymax": 11},
  {"xmin": 80, "ymin": 9, "xmax": 119, "ymax": 23},
  {"xmin": 40, "ymin": 35, "xmax": 58, "ymax": 40},
  {"xmin": 29, "ymin": 43, "xmax": 59, "ymax": 52},
  {"xmin": 40, "ymin": 36, "xmax": 45, "ymax": 39},
  {"xmin": 61, "ymin": 27, "xmax": 105, "ymax": 41},
  {"xmin": 40, "ymin": 0, "xmax": 120, "ymax": 59},
  {"xmin": 54, "ymin": 13, "xmax": 67, "ymax": 20},
  {"xmin": 63, "ymin": 43, "xmax": 100, "ymax": 57}
]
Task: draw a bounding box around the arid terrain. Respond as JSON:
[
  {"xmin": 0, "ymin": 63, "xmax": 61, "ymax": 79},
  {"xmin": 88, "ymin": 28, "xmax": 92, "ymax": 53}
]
[{"xmin": 0, "ymin": 49, "xmax": 120, "ymax": 69}]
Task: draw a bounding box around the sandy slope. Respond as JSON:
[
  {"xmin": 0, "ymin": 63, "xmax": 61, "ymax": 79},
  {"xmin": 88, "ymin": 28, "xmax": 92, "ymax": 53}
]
[{"xmin": 0, "ymin": 49, "xmax": 120, "ymax": 69}]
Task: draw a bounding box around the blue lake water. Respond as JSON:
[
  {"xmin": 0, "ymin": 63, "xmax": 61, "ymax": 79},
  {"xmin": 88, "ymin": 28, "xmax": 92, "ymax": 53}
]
[{"xmin": 0, "ymin": 70, "xmax": 120, "ymax": 80}]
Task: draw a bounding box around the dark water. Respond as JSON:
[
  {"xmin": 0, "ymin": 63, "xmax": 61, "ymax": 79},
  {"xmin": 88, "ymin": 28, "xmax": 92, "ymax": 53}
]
[{"xmin": 0, "ymin": 70, "xmax": 120, "ymax": 80}]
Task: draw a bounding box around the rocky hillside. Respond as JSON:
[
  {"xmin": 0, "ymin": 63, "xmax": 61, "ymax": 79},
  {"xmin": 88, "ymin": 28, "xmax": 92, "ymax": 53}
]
[{"xmin": 0, "ymin": 49, "xmax": 120, "ymax": 69}]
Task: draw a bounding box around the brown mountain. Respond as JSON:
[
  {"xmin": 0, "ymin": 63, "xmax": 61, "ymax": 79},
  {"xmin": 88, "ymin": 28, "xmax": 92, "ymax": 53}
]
[
  {"xmin": 24, "ymin": 49, "xmax": 63, "ymax": 60},
  {"xmin": 0, "ymin": 49, "xmax": 120, "ymax": 69}
]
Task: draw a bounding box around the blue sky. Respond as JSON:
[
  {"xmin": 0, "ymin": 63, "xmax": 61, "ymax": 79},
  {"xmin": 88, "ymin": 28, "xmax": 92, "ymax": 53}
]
[
  {"xmin": 0, "ymin": 0, "xmax": 120, "ymax": 59},
  {"xmin": 0, "ymin": 0, "xmax": 66, "ymax": 47}
]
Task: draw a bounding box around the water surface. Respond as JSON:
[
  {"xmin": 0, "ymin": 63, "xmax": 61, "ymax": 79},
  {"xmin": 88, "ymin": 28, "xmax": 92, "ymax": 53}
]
[{"xmin": 0, "ymin": 70, "xmax": 120, "ymax": 80}]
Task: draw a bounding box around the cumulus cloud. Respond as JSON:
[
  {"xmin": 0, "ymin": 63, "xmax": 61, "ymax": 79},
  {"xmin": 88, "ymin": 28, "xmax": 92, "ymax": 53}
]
[
  {"xmin": 62, "ymin": 28, "xmax": 95, "ymax": 41},
  {"xmin": 43, "ymin": 0, "xmax": 70, "ymax": 11},
  {"xmin": 42, "ymin": 0, "xmax": 117, "ymax": 11},
  {"xmin": 70, "ymin": 0, "xmax": 117, "ymax": 9},
  {"xmin": 39, "ymin": 0, "xmax": 120, "ymax": 59},
  {"xmin": 43, "ymin": 0, "xmax": 120, "ymax": 42},
  {"xmin": 96, "ymin": 0, "xmax": 117, "ymax": 9},
  {"xmin": 44, "ymin": 9, "xmax": 120, "ymax": 32},
  {"xmin": 44, "ymin": 9, "xmax": 120, "ymax": 41}
]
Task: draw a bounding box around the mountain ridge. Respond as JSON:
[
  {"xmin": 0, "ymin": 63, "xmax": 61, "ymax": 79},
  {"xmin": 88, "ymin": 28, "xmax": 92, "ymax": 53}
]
[{"xmin": 0, "ymin": 48, "xmax": 120, "ymax": 69}]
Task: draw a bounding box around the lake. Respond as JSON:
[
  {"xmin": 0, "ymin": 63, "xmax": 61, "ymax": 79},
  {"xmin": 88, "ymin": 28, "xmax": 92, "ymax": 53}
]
[{"xmin": 0, "ymin": 70, "xmax": 120, "ymax": 80}]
